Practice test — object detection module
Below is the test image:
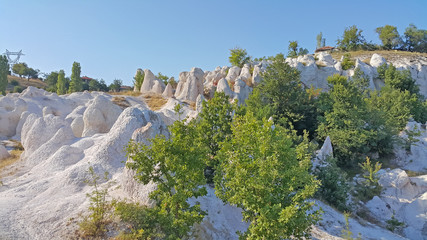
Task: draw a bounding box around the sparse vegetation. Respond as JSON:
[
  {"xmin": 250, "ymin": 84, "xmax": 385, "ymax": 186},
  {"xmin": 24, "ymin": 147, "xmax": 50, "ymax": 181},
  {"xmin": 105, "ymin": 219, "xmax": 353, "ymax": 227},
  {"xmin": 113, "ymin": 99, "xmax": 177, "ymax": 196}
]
[
  {"xmin": 141, "ymin": 93, "xmax": 167, "ymax": 110},
  {"xmin": 386, "ymin": 212, "xmax": 405, "ymax": 232},
  {"xmin": 112, "ymin": 96, "xmax": 131, "ymax": 109},
  {"xmin": 229, "ymin": 47, "xmax": 251, "ymax": 68},
  {"xmin": 341, "ymin": 53, "xmax": 355, "ymax": 70},
  {"xmin": 78, "ymin": 167, "xmax": 112, "ymax": 238}
]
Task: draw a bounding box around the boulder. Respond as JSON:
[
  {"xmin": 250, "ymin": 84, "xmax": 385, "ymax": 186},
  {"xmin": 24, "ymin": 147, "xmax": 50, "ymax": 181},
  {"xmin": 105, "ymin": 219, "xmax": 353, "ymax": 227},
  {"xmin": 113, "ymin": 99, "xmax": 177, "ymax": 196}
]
[
  {"xmin": 162, "ymin": 83, "xmax": 174, "ymax": 98},
  {"xmin": 81, "ymin": 95, "xmax": 123, "ymax": 137},
  {"xmin": 370, "ymin": 54, "xmax": 387, "ymax": 68},
  {"xmin": 239, "ymin": 64, "xmax": 252, "ymax": 83},
  {"xmin": 196, "ymin": 94, "xmax": 205, "ymax": 114},
  {"xmin": 252, "ymin": 65, "xmax": 262, "ymax": 85},
  {"xmin": 354, "ymin": 59, "xmax": 376, "ymax": 90},
  {"xmin": 175, "ymin": 67, "xmax": 205, "ymax": 102},
  {"xmin": 316, "ymin": 52, "xmax": 335, "ymax": 66},
  {"xmin": 140, "ymin": 69, "xmax": 165, "ymax": 94},
  {"xmin": 216, "ymin": 78, "xmax": 234, "ymax": 98},
  {"xmin": 71, "ymin": 116, "xmax": 84, "ymax": 138},
  {"xmin": 233, "ymin": 78, "xmax": 252, "ymax": 104},
  {"xmin": 0, "ymin": 97, "xmax": 28, "ymax": 138},
  {"xmin": 0, "ymin": 144, "xmax": 10, "ymax": 160},
  {"xmin": 225, "ymin": 66, "xmax": 241, "ymax": 82}
]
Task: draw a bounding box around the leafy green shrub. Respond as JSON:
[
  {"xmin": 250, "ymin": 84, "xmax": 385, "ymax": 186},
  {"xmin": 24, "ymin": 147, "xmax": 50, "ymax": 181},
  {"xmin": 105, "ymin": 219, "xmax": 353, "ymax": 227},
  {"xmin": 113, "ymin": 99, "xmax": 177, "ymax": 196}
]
[
  {"xmin": 10, "ymin": 79, "xmax": 19, "ymax": 86},
  {"xmin": 341, "ymin": 54, "xmax": 355, "ymax": 70},
  {"xmin": 13, "ymin": 86, "xmax": 24, "ymax": 93},
  {"xmin": 78, "ymin": 167, "xmax": 112, "ymax": 238},
  {"xmin": 229, "ymin": 47, "xmax": 250, "ymax": 68},
  {"xmin": 214, "ymin": 114, "xmax": 321, "ymax": 239},
  {"xmin": 314, "ymin": 156, "xmax": 349, "ymax": 211}
]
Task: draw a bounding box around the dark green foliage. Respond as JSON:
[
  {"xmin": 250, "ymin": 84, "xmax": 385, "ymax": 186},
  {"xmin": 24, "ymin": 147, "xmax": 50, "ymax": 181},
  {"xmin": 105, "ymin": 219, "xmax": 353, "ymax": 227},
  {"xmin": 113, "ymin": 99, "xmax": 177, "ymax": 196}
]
[
  {"xmin": 377, "ymin": 63, "xmax": 427, "ymax": 123},
  {"xmin": 69, "ymin": 61, "xmax": 82, "ymax": 93},
  {"xmin": 287, "ymin": 41, "xmax": 309, "ymax": 58},
  {"xmin": 351, "ymin": 67, "xmax": 370, "ymax": 93},
  {"xmin": 386, "ymin": 213, "xmax": 405, "ymax": 232},
  {"xmin": 337, "ymin": 25, "xmax": 366, "ymax": 51},
  {"xmin": 0, "ymin": 55, "xmax": 8, "ymax": 95},
  {"xmin": 246, "ymin": 53, "xmax": 318, "ymax": 136},
  {"xmin": 317, "ymin": 74, "xmax": 395, "ymax": 168},
  {"xmin": 376, "ymin": 25, "xmax": 402, "ymax": 50},
  {"xmin": 13, "ymin": 86, "xmax": 24, "ymax": 93},
  {"xmin": 114, "ymin": 201, "xmax": 165, "ymax": 239},
  {"xmin": 229, "ymin": 47, "xmax": 251, "ymax": 68},
  {"xmin": 125, "ymin": 118, "xmax": 208, "ymax": 239},
  {"xmin": 109, "ymin": 79, "xmax": 122, "ymax": 92},
  {"xmin": 214, "ymin": 114, "xmax": 320, "ymax": 239},
  {"xmin": 133, "ymin": 70, "xmax": 144, "ymax": 91},
  {"xmin": 404, "ymin": 24, "xmax": 427, "ymax": 52},
  {"xmin": 12, "ymin": 62, "xmax": 28, "ymax": 78},
  {"xmin": 316, "ymin": 32, "xmax": 326, "ymax": 49},
  {"xmin": 45, "ymin": 71, "xmax": 59, "ymax": 92},
  {"xmin": 314, "ymin": 157, "xmax": 349, "ymax": 211},
  {"xmin": 10, "ymin": 79, "xmax": 19, "ymax": 86},
  {"xmin": 341, "ymin": 54, "xmax": 355, "ymax": 70}
]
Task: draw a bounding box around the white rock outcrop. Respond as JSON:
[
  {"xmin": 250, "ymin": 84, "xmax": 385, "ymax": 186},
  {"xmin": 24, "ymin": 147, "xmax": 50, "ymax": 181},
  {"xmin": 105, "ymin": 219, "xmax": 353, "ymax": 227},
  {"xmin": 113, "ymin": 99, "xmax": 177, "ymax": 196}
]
[
  {"xmin": 162, "ymin": 83, "xmax": 174, "ymax": 98},
  {"xmin": 175, "ymin": 67, "xmax": 204, "ymax": 102},
  {"xmin": 0, "ymin": 145, "xmax": 10, "ymax": 160},
  {"xmin": 82, "ymin": 95, "xmax": 123, "ymax": 137},
  {"xmin": 140, "ymin": 69, "xmax": 165, "ymax": 94}
]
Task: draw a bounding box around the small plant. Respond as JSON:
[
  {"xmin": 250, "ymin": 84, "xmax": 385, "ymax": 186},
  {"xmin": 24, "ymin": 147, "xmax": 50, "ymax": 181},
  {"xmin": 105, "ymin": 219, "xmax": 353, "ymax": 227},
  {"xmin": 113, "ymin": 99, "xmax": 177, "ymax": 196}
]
[
  {"xmin": 386, "ymin": 212, "xmax": 405, "ymax": 232},
  {"xmin": 78, "ymin": 166, "xmax": 111, "ymax": 238},
  {"xmin": 404, "ymin": 126, "xmax": 421, "ymax": 152},
  {"xmin": 354, "ymin": 157, "xmax": 382, "ymax": 202},
  {"xmin": 174, "ymin": 103, "xmax": 184, "ymax": 120},
  {"xmin": 341, "ymin": 212, "xmax": 362, "ymax": 240},
  {"xmin": 341, "ymin": 53, "xmax": 355, "ymax": 70}
]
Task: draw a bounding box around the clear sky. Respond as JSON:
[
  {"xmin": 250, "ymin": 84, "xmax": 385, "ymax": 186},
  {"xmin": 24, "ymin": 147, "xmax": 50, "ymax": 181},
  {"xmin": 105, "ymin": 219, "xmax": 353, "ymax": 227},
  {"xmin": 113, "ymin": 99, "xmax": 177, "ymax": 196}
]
[{"xmin": 1, "ymin": 0, "xmax": 426, "ymax": 86}]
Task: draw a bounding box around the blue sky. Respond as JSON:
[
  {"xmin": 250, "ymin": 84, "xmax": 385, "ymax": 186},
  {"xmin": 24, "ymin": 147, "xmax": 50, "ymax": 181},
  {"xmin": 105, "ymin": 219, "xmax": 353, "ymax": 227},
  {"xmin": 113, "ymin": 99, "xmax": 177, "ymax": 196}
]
[{"xmin": 1, "ymin": 0, "xmax": 426, "ymax": 86}]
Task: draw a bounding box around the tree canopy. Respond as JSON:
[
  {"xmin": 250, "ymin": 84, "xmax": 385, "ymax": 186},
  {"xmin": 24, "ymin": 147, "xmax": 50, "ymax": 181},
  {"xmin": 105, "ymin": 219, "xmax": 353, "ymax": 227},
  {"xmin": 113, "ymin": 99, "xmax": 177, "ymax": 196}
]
[
  {"xmin": 376, "ymin": 25, "xmax": 401, "ymax": 50},
  {"xmin": 337, "ymin": 25, "xmax": 366, "ymax": 51},
  {"xmin": 0, "ymin": 55, "xmax": 8, "ymax": 95},
  {"xmin": 229, "ymin": 47, "xmax": 251, "ymax": 68},
  {"xmin": 56, "ymin": 70, "xmax": 67, "ymax": 95},
  {"xmin": 69, "ymin": 61, "xmax": 82, "ymax": 93}
]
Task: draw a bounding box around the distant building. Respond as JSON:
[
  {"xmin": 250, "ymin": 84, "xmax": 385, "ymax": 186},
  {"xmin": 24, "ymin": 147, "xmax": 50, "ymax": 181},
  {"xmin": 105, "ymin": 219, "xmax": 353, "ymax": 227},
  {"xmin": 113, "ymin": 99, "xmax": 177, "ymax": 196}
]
[
  {"xmin": 315, "ymin": 46, "xmax": 336, "ymax": 53},
  {"xmin": 120, "ymin": 85, "xmax": 133, "ymax": 92}
]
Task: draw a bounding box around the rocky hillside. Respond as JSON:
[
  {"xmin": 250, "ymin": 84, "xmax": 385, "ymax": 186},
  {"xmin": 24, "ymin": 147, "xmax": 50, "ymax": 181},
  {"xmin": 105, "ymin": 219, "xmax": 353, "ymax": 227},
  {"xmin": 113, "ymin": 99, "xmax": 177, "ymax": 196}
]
[{"xmin": 0, "ymin": 51, "xmax": 427, "ymax": 239}]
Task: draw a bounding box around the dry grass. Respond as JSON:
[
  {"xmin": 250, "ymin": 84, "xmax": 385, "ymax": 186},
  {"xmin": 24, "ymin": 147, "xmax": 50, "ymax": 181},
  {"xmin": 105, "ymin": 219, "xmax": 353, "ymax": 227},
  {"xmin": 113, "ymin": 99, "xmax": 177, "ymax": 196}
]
[
  {"xmin": 183, "ymin": 100, "xmax": 196, "ymax": 110},
  {"xmin": 330, "ymin": 50, "xmax": 427, "ymax": 63},
  {"xmin": 6, "ymin": 75, "xmax": 47, "ymax": 92},
  {"xmin": 406, "ymin": 170, "xmax": 427, "ymax": 177},
  {"xmin": 109, "ymin": 91, "xmax": 141, "ymax": 97},
  {"xmin": 112, "ymin": 96, "xmax": 131, "ymax": 110},
  {"xmin": 141, "ymin": 93, "xmax": 168, "ymax": 111},
  {"xmin": 0, "ymin": 149, "xmax": 23, "ymax": 175}
]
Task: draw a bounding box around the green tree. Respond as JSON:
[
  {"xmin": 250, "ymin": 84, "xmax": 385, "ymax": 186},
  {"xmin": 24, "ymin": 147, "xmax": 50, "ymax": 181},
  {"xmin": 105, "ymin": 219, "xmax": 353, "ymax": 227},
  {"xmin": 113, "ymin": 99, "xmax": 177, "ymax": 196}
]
[
  {"xmin": 317, "ymin": 74, "xmax": 393, "ymax": 168},
  {"xmin": 24, "ymin": 67, "xmax": 38, "ymax": 81},
  {"xmin": 45, "ymin": 71, "xmax": 59, "ymax": 92},
  {"xmin": 56, "ymin": 70, "xmax": 67, "ymax": 95},
  {"xmin": 404, "ymin": 24, "xmax": 427, "ymax": 52},
  {"xmin": 376, "ymin": 25, "xmax": 401, "ymax": 50},
  {"xmin": 0, "ymin": 55, "xmax": 8, "ymax": 95},
  {"xmin": 88, "ymin": 79, "xmax": 101, "ymax": 91},
  {"xmin": 229, "ymin": 47, "xmax": 250, "ymax": 68},
  {"xmin": 133, "ymin": 69, "xmax": 144, "ymax": 91},
  {"xmin": 68, "ymin": 61, "xmax": 82, "ymax": 93},
  {"xmin": 98, "ymin": 79, "xmax": 109, "ymax": 92},
  {"xmin": 109, "ymin": 79, "xmax": 122, "ymax": 92},
  {"xmin": 12, "ymin": 62, "xmax": 28, "ymax": 78},
  {"xmin": 287, "ymin": 41, "xmax": 309, "ymax": 58},
  {"xmin": 316, "ymin": 32, "xmax": 325, "ymax": 49},
  {"xmin": 337, "ymin": 25, "xmax": 366, "ymax": 51},
  {"xmin": 246, "ymin": 53, "xmax": 318, "ymax": 136},
  {"xmin": 156, "ymin": 72, "xmax": 169, "ymax": 85},
  {"xmin": 125, "ymin": 118, "xmax": 208, "ymax": 239},
  {"xmin": 196, "ymin": 92, "xmax": 235, "ymax": 182},
  {"xmin": 214, "ymin": 114, "xmax": 320, "ymax": 239}
]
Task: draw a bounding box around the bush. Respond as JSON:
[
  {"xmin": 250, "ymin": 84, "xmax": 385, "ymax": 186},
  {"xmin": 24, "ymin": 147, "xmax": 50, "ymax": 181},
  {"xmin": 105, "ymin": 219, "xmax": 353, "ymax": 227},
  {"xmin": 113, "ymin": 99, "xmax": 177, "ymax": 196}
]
[
  {"xmin": 10, "ymin": 79, "xmax": 19, "ymax": 86},
  {"xmin": 314, "ymin": 156, "xmax": 349, "ymax": 211},
  {"xmin": 13, "ymin": 86, "xmax": 24, "ymax": 93},
  {"xmin": 354, "ymin": 158, "xmax": 382, "ymax": 202},
  {"xmin": 341, "ymin": 54, "xmax": 355, "ymax": 70}
]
